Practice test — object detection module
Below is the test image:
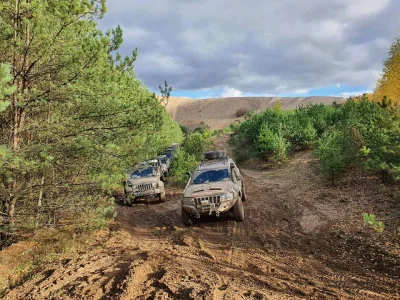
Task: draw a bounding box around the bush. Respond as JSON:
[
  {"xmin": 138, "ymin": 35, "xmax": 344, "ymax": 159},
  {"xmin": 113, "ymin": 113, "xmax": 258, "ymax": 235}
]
[
  {"xmin": 314, "ymin": 129, "xmax": 356, "ymax": 185},
  {"xmin": 183, "ymin": 132, "xmax": 204, "ymax": 160},
  {"xmin": 256, "ymin": 123, "xmax": 290, "ymax": 161},
  {"xmin": 230, "ymin": 98, "xmax": 400, "ymax": 184},
  {"xmin": 222, "ymin": 126, "xmax": 233, "ymax": 134},
  {"xmin": 236, "ymin": 107, "xmax": 249, "ymax": 117},
  {"xmin": 179, "ymin": 125, "xmax": 189, "ymax": 137},
  {"xmin": 169, "ymin": 149, "xmax": 197, "ymax": 184}
]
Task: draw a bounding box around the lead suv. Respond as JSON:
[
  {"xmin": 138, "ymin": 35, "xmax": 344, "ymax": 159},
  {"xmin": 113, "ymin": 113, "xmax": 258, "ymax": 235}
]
[{"xmin": 181, "ymin": 151, "xmax": 247, "ymax": 226}]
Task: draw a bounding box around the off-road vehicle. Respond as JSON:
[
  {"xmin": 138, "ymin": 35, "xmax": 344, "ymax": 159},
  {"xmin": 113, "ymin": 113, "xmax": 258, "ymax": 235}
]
[
  {"xmin": 138, "ymin": 159, "xmax": 165, "ymax": 181},
  {"xmin": 161, "ymin": 149, "xmax": 175, "ymax": 161},
  {"xmin": 181, "ymin": 151, "xmax": 247, "ymax": 225},
  {"xmin": 156, "ymin": 154, "xmax": 170, "ymax": 176},
  {"xmin": 124, "ymin": 165, "xmax": 166, "ymax": 204}
]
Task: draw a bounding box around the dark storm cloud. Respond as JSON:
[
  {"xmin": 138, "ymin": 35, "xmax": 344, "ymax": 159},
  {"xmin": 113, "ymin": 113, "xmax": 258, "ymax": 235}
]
[{"xmin": 99, "ymin": 0, "xmax": 400, "ymax": 95}]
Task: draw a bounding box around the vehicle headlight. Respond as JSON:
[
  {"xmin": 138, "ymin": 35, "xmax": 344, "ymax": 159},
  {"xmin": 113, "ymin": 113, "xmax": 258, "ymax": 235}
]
[
  {"xmin": 153, "ymin": 182, "xmax": 159, "ymax": 188},
  {"xmin": 127, "ymin": 183, "xmax": 136, "ymax": 189},
  {"xmin": 220, "ymin": 193, "xmax": 234, "ymax": 201},
  {"xmin": 182, "ymin": 197, "xmax": 194, "ymax": 205}
]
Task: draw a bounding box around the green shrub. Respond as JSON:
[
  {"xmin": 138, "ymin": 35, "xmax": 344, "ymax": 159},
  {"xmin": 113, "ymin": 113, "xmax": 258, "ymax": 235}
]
[
  {"xmin": 169, "ymin": 149, "xmax": 197, "ymax": 184},
  {"xmin": 183, "ymin": 132, "xmax": 204, "ymax": 160},
  {"xmin": 236, "ymin": 107, "xmax": 249, "ymax": 117},
  {"xmin": 363, "ymin": 213, "xmax": 385, "ymax": 233},
  {"xmin": 231, "ymin": 97, "xmax": 399, "ymax": 184},
  {"xmin": 222, "ymin": 126, "xmax": 233, "ymax": 134},
  {"xmin": 256, "ymin": 123, "xmax": 290, "ymax": 161},
  {"xmin": 314, "ymin": 130, "xmax": 350, "ymax": 185},
  {"xmin": 179, "ymin": 125, "xmax": 189, "ymax": 137}
]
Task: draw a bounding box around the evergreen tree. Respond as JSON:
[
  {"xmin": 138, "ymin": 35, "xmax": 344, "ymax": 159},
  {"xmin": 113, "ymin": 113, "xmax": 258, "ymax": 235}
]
[{"xmin": 0, "ymin": 0, "xmax": 183, "ymax": 233}]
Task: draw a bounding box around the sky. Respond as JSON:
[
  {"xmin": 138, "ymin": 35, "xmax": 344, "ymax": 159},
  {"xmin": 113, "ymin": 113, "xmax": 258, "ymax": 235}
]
[{"xmin": 99, "ymin": 0, "xmax": 400, "ymax": 98}]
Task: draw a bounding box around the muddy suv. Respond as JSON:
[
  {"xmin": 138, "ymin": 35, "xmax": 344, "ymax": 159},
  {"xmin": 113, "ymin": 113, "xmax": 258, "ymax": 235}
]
[
  {"xmin": 181, "ymin": 151, "xmax": 247, "ymax": 225},
  {"xmin": 156, "ymin": 154, "xmax": 170, "ymax": 177},
  {"xmin": 124, "ymin": 165, "xmax": 166, "ymax": 204}
]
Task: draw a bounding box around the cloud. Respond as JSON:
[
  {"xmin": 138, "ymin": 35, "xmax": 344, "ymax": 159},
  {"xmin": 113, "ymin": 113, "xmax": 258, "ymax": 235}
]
[
  {"xmin": 220, "ymin": 87, "xmax": 243, "ymax": 97},
  {"xmin": 332, "ymin": 90, "xmax": 373, "ymax": 98},
  {"xmin": 99, "ymin": 0, "xmax": 400, "ymax": 95},
  {"xmin": 293, "ymin": 89, "xmax": 310, "ymax": 95}
]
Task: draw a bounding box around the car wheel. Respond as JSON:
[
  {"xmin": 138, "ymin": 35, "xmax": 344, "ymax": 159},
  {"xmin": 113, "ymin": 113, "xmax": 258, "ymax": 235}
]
[
  {"xmin": 125, "ymin": 194, "xmax": 134, "ymax": 206},
  {"xmin": 241, "ymin": 183, "xmax": 247, "ymax": 201},
  {"xmin": 233, "ymin": 198, "xmax": 244, "ymax": 221},
  {"xmin": 181, "ymin": 208, "xmax": 193, "ymax": 226},
  {"xmin": 159, "ymin": 191, "xmax": 166, "ymax": 202}
]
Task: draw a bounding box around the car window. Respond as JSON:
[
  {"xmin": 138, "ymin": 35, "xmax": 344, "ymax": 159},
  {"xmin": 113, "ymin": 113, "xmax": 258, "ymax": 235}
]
[
  {"xmin": 192, "ymin": 169, "xmax": 230, "ymax": 184},
  {"xmin": 130, "ymin": 168, "xmax": 155, "ymax": 178}
]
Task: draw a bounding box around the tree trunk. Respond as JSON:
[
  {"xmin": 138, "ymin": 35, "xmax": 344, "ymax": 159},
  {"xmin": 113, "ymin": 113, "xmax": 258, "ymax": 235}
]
[{"xmin": 36, "ymin": 175, "xmax": 45, "ymax": 228}]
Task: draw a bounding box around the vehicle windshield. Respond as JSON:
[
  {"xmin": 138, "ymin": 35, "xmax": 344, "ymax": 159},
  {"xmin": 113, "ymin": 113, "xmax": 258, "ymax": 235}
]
[
  {"xmin": 130, "ymin": 168, "xmax": 155, "ymax": 178},
  {"xmin": 192, "ymin": 169, "xmax": 230, "ymax": 184}
]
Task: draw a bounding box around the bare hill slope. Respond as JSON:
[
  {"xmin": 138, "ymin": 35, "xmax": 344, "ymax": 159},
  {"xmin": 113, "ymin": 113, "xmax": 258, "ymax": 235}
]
[{"xmin": 166, "ymin": 96, "xmax": 345, "ymax": 130}]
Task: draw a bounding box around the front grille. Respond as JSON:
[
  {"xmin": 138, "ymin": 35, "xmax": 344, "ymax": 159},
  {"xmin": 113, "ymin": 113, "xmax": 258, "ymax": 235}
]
[
  {"xmin": 138, "ymin": 183, "xmax": 152, "ymax": 191},
  {"xmin": 194, "ymin": 196, "xmax": 221, "ymax": 206}
]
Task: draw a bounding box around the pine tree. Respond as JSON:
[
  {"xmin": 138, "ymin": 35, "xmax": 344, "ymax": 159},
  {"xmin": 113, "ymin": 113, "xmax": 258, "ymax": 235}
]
[{"xmin": 0, "ymin": 0, "xmax": 183, "ymax": 232}]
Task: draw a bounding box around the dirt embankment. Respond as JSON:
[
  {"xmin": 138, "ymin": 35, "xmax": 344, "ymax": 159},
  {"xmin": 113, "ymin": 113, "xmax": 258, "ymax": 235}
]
[
  {"xmin": 3, "ymin": 135, "xmax": 399, "ymax": 299},
  {"xmin": 165, "ymin": 96, "xmax": 345, "ymax": 130}
]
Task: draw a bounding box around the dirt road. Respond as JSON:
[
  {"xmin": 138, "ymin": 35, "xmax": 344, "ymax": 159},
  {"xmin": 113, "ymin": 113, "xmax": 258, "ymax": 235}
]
[{"xmin": 5, "ymin": 136, "xmax": 399, "ymax": 299}]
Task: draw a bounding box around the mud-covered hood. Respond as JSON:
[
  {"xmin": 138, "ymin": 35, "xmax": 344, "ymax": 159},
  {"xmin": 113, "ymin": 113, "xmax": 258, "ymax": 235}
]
[
  {"xmin": 127, "ymin": 177, "xmax": 159, "ymax": 185},
  {"xmin": 184, "ymin": 181, "xmax": 234, "ymax": 197}
]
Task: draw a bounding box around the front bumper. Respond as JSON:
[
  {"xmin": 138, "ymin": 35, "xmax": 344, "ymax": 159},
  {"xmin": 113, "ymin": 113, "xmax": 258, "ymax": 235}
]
[
  {"xmin": 182, "ymin": 199, "xmax": 236, "ymax": 216},
  {"xmin": 125, "ymin": 188, "xmax": 162, "ymax": 197}
]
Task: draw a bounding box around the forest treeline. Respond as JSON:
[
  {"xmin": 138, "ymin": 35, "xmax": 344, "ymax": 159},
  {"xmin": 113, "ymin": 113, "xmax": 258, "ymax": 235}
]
[
  {"xmin": 231, "ymin": 99, "xmax": 399, "ymax": 184},
  {"xmin": 0, "ymin": 1, "xmax": 183, "ymax": 245}
]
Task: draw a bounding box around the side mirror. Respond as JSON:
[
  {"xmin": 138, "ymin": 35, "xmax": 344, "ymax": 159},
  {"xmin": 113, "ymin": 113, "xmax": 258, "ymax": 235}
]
[{"xmin": 185, "ymin": 172, "xmax": 192, "ymax": 177}]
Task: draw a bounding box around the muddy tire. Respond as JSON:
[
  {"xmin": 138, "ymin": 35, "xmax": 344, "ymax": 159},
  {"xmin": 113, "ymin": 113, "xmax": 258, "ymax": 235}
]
[
  {"xmin": 233, "ymin": 198, "xmax": 244, "ymax": 221},
  {"xmin": 125, "ymin": 194, "xmax": 135, "ymax": 206},
  {"xmin": 159, "ymin": 191, "xmax": 166, "ymax": 203},
  {"xmin": 241, "ymin": 184, "xmax": 247, "ymax": 201},
  {"xmin": 181, "ymin": 209, "xmax": 193, "ymax": 226}
]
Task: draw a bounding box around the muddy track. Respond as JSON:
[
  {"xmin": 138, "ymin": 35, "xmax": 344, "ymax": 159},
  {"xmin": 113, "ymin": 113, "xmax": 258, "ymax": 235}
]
[{"xmin": 4, "ymin": 138, "xmax": 400, "ymax": 299}]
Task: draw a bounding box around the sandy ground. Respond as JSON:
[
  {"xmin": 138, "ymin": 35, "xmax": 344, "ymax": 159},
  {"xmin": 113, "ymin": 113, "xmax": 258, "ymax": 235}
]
[
  {"xmin": 165, "ymin": 96, "xmax": 345, "ymax": 130},
  {"xmin": 3, "ymin": 135, "xmax": 399, "ymax": 299}
]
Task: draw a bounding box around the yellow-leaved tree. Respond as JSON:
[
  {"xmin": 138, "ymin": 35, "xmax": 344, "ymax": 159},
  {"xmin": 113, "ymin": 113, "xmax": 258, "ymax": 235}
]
[{"xmin": 374, "ymin": 36, "xmax": 400, "ymax": 106}]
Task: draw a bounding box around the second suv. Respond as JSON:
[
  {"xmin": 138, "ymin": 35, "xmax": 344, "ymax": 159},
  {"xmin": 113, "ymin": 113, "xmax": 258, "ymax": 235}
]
[
  {"xmin": 124, "ymin": 165, "xmax": 166, "ymax": 204},
  {"xmin": 181, "ymin": 151, "xmax": 247, "ymax": 226}
]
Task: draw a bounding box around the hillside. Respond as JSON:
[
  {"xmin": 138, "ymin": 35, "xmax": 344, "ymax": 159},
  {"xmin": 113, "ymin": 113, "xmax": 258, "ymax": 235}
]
[{"xmin": 165, "ymin": 96, "xmax": 345, "ymax": 130}]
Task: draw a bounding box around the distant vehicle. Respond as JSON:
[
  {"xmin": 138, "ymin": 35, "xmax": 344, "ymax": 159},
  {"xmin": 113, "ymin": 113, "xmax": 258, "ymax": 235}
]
[
  {"xmin": 180, "ymin": 151, "xmax": 247, "ymax": 226},
  {"xmin": 161, "ymin": 149, "xmax": 175, "ymax": 161},
  {"xmin": 156, "ymin": 154, "xmax": 170, "ymax": 176},
  {"xmin": 124, "ymin": 165, "xmax": 166, "ymax": 204},
  {"xmin": 136, "ymin": 159, "xmax": 164, "ymax": 180}
]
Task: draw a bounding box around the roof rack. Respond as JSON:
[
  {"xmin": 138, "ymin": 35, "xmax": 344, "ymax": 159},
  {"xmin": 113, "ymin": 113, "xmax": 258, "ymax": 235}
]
[{"xmin": 200, "ymin": 150, "xmax": 229, "ymax": 165}]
